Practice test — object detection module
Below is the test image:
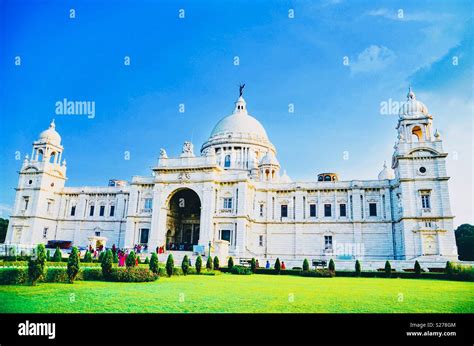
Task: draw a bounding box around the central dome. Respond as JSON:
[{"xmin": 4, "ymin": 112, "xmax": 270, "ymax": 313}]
[{"xmin": 209, "ymin": 96, "xmax": 269, "ymax": 141}]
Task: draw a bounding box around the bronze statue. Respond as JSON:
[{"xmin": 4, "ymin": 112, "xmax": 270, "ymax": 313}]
[{"xmin": 239, "ymin": 83, "xmax": 245, "ymax": 97}]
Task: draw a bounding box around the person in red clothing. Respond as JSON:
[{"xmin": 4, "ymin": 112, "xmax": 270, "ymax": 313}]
[
  {"xmin": 281, "ymin": 261, "xmax": 286, "ymax": 270},
  {"xmin": 135, "ymin": 258, "xmax": 139, "ymax": 266}
]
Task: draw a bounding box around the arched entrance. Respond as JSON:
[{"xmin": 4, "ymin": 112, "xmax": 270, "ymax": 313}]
[{"xmin": 165, "ymin": 188, "xmax": 201, "ymax": 251}]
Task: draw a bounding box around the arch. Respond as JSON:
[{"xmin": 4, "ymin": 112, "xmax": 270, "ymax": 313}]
[
  {"xmin": 411, "ymin": 126, "xmax": 422, "ymax": 142},
  {"xmin": 224, "ymin": 154, "xmax": 231, "ymax": 168},
  {"xmin": 165, "ymin": 188, "xmax": 201, "ymax": 251},
  {"xmin": 49, "ymin": 151, "xmax": 57, "ymax": 163},
  {"xmin": 37, "ymin": 149, "xmax": 44, "ymax": 162},
  {"xmin": 324, "ymin": 175, "xmax": 331, "ymax": 181},
  {"xmin": 423, "ymin": 235, "xmax": 437, "ymax": 256}
]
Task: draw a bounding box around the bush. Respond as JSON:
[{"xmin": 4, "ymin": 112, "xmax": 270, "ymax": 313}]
[
  {"xmin": 196, "ymin": 256, "xmax": 202, "ymax": 274},
  {"xmin": 385, "ymin": 261, "xmax": 392, "ymax": 278},
  {"xmin": 28, "ymin": 244, "xmax": 46, "ymax": 285},
  {"xmin": 0, "ymin": 267, "xmax": 28, "ymax": 285},
  {"xmin": 445, "ymin": 261, "xmax": 454, "ymax": 277},
  {"xmin": 101, "ymin": 249, "xmax": 113, "ymax": 278},
  {"xmin": 149, "ymin": 253, "xmax": 159, "ymax": 274},
  {"xmin": 355, "ymin": 260, "xmax": 361, "ymax": 277},
  {"xmin": 7, "ymin": 247, "xmax": 17, "ymax": 261},
  {"xmin": 81, "ymin": 267, "xmax": 103, "ymax": 281},
  {"xmin": 109, "ymin": 267, "xmax": 158, "ymax": 282},
  {"xmin": 303, "ymin": 259, "xmax": 309, "ymax": 271},
  {"xmin": 52, "ymin": 247, "xmax": 62, "ymax": 262},
  {"xmin": 45, "ymin": 267, "xmax": 69, "ymax": 283},
  {"xmin": 166, "ymin": 254, "xmax": 174, "ymax": 277},
  {"xmin": 300, "ymin": 269, "xmax": 335, "ymax": 278},
  {"xmin": 113, "ymin": 252, "xmax": 119, "ymax": 264},
  {"xmin": 230, "ymin": 265, "xmax": 252, "ymax": 275},
  {"xmin": 83, "ymin": 251, "xmax": 93, "ymax": 263},
  {"xmin": 250, "ymin": 258, "xmax": 257, "ymax": 273},
  {"xmin": 182, "ymin": 255, "xmax": 190, "ymax": 275},
  {"xmin": 228, "ymin": 257, "xmax": 234, "ymax": 270},
  {"xmin": 137, "ymin": 256, "xmax": 142, "ymax": 264},
  {"xmin": 67, "ymin": 247, "xmax": 80, "ymax": 283},
  {"xmin": 328, "ymin": 259, "xmax": 335, "ymax": 272},
  {"xmin": 99, "ymin": 251, "xmax": 105, "ymax": 263},
  {"xmin": 206, "ymin": 256, "xmax": 213, "ymax": 271},
  {"xmin": 126, "ymin": 251, "xmax": 137, "ymax": 268},
  {"xmin": 414, "ymin": 260, "xmax": 422, "ymax": 277},
  {"xmin": 46, "ymin": 250, "xmax": 51, "ymax": 261},
  {"xmin": 144, "ymin": 257, "xmax": 149, "ymax": 265},
  {"xmin": 274, "ymin": 258, "xmax": 281, "ymax": 274},
  {"xmin": 213, "ymin": 256, "xmax": 219, "ymax": 270}
]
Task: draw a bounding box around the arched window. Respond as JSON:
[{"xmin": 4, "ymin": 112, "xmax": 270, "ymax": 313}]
[
  {"xmin": 324, "ymin": 175, "xmax": 331, "ymax": 181},
  {"xmin": 318, "ymin": 176, "xmax": 323, "ymax": 181},
  {"xmin": 224, "ymin": 155, "xmax": 231, "ymax": 168},
  {"xmin": 37, "ymin": 149, "xmax": 44, "ymax": 161},
  {"xmin": 49, "ymin": 152, "xmax": 56, "ymax": 163},
  {"xmin": 412, "ymin": 126, "xmax": 422, "ymax": 142}
]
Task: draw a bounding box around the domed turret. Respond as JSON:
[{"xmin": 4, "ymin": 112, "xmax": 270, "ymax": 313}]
[
  {"xmin": 399, "ymin": 87, "xmax": 429, "ymax": 118},
  {"xmin": 378, "ymin": 161, "xmax": 395, "ymax": 180},
  {"xmin": 39, "ymin": 119, "xmax": 61, "ymax": 145},
  {"xmin": 259, "ymin": 150, "xmax": 279, "ymax": 167}
]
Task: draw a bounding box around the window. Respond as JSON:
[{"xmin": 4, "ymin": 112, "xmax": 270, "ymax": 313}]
[
  {"xmin": 324, "ymin": 204, "xmax": 332, "ymax": 217},
  {"xmin": 281, "ymin": 205, "xmax": 288, "ymax": 218},
  {"xmin": 144, "ymin": 198, "xmax": 153, "ymax": 210},
  {"xmin": 259, "ymin": 235, "xmax": 263, "ymax": 247},
  {"xmin": 99, "ymin": 205, "xmax": 105, "ymax": 216},
  {"xmin": 421, "ymin": 193, "xmax": 431, "ymax": 209},
  {"xmin": 259, "ymin": 204, "xmax": 264, "ymax": 217},
  {"xmin": 23, "ymin": 197, "xmax": 29, "ymax": 211},
  {"xmin": 324, "ymin": 235, "xmax": 333, "ymax": 250},
  {"xmin": 70, "ymin": 205, "xmax": 76, "ymax": 216},
  {"xmin": 89, "ymin": 205, "xmax": 95, "ymax": 216},
  {"xmin": 223, "ymin": 198, "xmax": 233, "ymax": 209},
  {"xmin": 221, "ymin": 230, "xmax": 231, "ymax": 243},
  {"xmin": 140, "ymin": 228, "xmax": 149, "ymax": 244},
  {"xmin": 43, "ymin": 228, "xmax": 48, "ymax": 239},
  {"xmin": 309, "ymin": 204, "xmax": 316, "ymax": 217},
  {"xmin": 224, "ymin": 155, "xmax": 231, "ymax": 168},
  {"xmin": 95, "ymin": 231, "xmax": 100, "ymax": 236},
  {"xmin": 369, "ymin": 203, "xmax": 377, "ymax": 217},
  {"xmin": 339, "ymin": 204, "xmax": 347, "ymax": 217},
  {"xmin": 324, "ymin": 175, "xmax": 331, "ymax": 181},
  {"xmin": 110, "ymin": 205, "xmax": 115, "ymax": 217},
  {"xmin": 424, "ymin": 220, "xmax": 432, "ymax": 228},
  {"xmin": 419, "ymin": 166, "xmax": 427, "ymax": 174},
  {"xmin": 46, "ymin": 200, "xmax": 53, "ymax": 213}
]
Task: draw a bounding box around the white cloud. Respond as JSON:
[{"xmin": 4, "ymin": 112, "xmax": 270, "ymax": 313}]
[
  {"xmin": 366, "ymin": 8, "xmax": 452, "ymax": 22},
  {"xmin": 350, "ymin": 45, "xmax": 396, "ymax": 74}
]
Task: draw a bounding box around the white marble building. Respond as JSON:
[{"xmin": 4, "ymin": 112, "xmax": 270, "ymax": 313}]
[{"xmin": 5, "ymin": 88, "xmax": 459, "ymax": 265}]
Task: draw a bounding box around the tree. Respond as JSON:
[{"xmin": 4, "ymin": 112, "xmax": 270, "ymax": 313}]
[
  {"xmin": 414, "ymin": 260, "xmax": 421, "ymax": 277},
  {"xmin": 445, "ymin": 261, "xmax": 455, "ymax": 277},
  {"xmin": 46, "ymin": 249, "xmax": 51, "ymax": 261},
  {"xmin": 227, "ymin": 257, "xmax": 234, "ymax": 270},
  {"xmin": 455, "ymin": 224, "xmax": 474, "ymax": 261},
  {"xmin": 384, "ymin": 261, "xmax": 392, "ymax": 278},
  {"xmin": 126, "ymin": 251, "xmax": 137, "ymax": 268},
  {"xmin": 144, "ymin": 257, "xmax": 150, "ymax": 265},
  {"xmin": 182, "ymin": 255, "xmax": 190, "ymax": 275},
  {"xmin": 149, "ymin": 253, "xmax": 159, "ymax": 274},
  {"xmin": 166, "ymin": 254, "xmax": 174, "ymax": 277},
  {"xmin": 67, "ymin": 247, "xmax": 80, "ymax": 283},
  {"xmin": 250, "ymin": 258, "xmax": 256, "ymax": 273},
  {"xmin": 355, "ymin": 260, "xmax": 361, "ymax": 277},
  {"xmin": 274, "ymin": 258, "xmax": 281, "ymax": 274},
  {"xmin": 137, "ymin": 256, "xmax": 142, "ymax": 264},
  {"xmin": 206, "ymin": 256, "xmax": 213, "ymax": 271},
  {"xmin": 28, "ymin": 244, "xmax": 46, "ymax": 285},
  {"xmin": 113, "ymin": 252, "xmax": 119, "ymax": 264},
  {"xmin": 53, "ymin": 247, "xmax": 62, "ymax": 262},
  {"xmin": 83, "ymin": 250, "xmax": 92, "ymax": 263},
  {"xmin": 99, "ymin": 251, "xmax": 105, "ymax": 263},
  {"xmin": 0, "ymin": 218, "xmax": 8, "ymax": 243},
  {"xmin": 328, "ymin": 259, "xmax": 335, "ymax": 272},
  {"xmin": 101, "ymin": 249, "xmax": 113, "ymax": 278},
  {"xmin": 196, "ymin": 255, "xmax": 202, "ymax": 274},
  {"xmin": 302, "ymin": 259, "xmax": 309, "ymax": 271}
]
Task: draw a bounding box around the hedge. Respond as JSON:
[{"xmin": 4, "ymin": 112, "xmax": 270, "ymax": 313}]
[
  {"xmin": 108, "ymin": 267, "xmax": 158, "ymax": 282},
  {"xmin": 230, "ymin": 265, "xmax": 252, "ymax": 275},
  {"xmin": 0, "ymin": 267, "xmax": 28, "ymax": 285}
]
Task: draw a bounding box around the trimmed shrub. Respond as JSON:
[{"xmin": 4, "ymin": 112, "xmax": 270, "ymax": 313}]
[
  {"xmin": 182, "ymin": 255, "xmax": 190, "ymax": 275},
  {"xmin": 414, "ymin": 261, "xmax": 422, "ymax": 278},
  {"xmin": 300, "ymin": 269, "xmax": 335, "ymax": 278},
  {"xmin": 67, "ymin": 247, "xmax": 80, "ymax": 283},
  {"xmin": 53, "ymin": 247, "xmax": 62, "ymax": 262},
  {"xmin": 46, "ymin": 250, "xmax": 51, "ymax": 262},
  {"xmin": 302, "ymin": 259, "xmax": 309, "ymax": 271},
  {"xmin": 0, "ymin": 267, "xmax": 28, "ymax": 285},
  {"xmin": 28, "ymin": 244, "xmax": 46, "ymax": 285},
  {"xmin": 99, "ymin": 251, "xmax": 105, "ymax": 263},
  {"xmin": 213, "ymin": 256, "xmax": 219, "ymax": 270},
  {"xmin": 126, "ymin": 251, "xmax": 137, "ymax": 268},
  {"xmin": 83, "ymin": 251, "xmax": 93, "ymax": 263},
  {"xmin": 230, "ymin": 265, "xmax": 252, "ymax": 275},
  {"xmin": 109, "ymin": 267, "xmax": 158, "ymax": 282},
  {"xmin": 166, "ymin": 254, "xmax": 174, "ymax": 277},
  {"xmin": 385, "ymin": 261, "xmax": 392, "ymax": 278},
  {"xmin": 228, "ymin": 257, "xmax": 234, "ymax": 270},
  {"xmin": 206, "ymin": 256, "xmax": 213, "ymax": 271},
  {"xmin": 81, "ymin": 267, "xmax": 103, "ymax": 281},
  {"xmin": 274, "ymin": 258, "xmax": 281, "ymax": 274},
  {"xmin": 101, "ymin": 250, "xmax": 113, "ymax": 278},
  {"xmin": 328, "ymin": 259, "xmax": 335, "ymax": 272},
  {"xmin": 355, "ymin": 260, "xmax": 361, "ymax": 277},
  {"xmin": 46, "ymin": 267, "xmax": 69, "ymax": 283},
  {"xmin": 144, "ymin": 257, "xmax": 150, "ymax": 265},
  {"xmin": 113, "ymin": 252, "xmax": 119, "ymax": 264},
  {"xmin": 149, "ymin": 253, "xmax": 159, "ymax": 274},
  {"xmin": 445, "ymin": 261, "xmax": 454, "ymax": 277},
  {"xmin": 7, "ymin": 247, "xmax": 17, "ymax": 261},
  {"xmin": 250, "ymin": 258, "xmax": 257, "ymax": 273},
  {"xmin": 196, "ymin": 255, "xmax": 202, "ymax": 274},
  {"xmin": 137, "ymin": 256, "xmax": 142, "ymax": 264}
]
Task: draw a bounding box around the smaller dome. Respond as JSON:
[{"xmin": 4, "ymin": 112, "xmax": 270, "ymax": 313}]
[
  {"xmin": 39, "ymin": 120, "xmax": 61, "ymax": 145},
  {"xmin": 259, "ymin": 150, "xmax": 279, "ymax": 167},
  {"xmin": 399, "ymin": 88, "xmax": 428, "ymax": 118},
  {"xmin": 280, "ymin": 170, "xmax": 292, "ymax": 183},
  {"xmin": 378, "ymin": 161, "xmax": 395, "ymax": 180}
]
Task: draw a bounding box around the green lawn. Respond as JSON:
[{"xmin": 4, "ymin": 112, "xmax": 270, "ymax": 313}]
[{"xmin": 0, "ymin": 274, "xmax": 472, "ymax": 313}]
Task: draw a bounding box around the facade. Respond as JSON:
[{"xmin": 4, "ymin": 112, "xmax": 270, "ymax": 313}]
[{"xmin": 5, "ymin": 88, "xmax": 459, "ymax": 264}]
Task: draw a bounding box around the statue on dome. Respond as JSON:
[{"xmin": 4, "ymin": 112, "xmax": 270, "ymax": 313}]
[
  {"xmin": 159, "ymin": 148, "xmax": 168, "ymax": 159},
  {"xmin": 180, "ymin": 141, "xmax": 195, "ymax": 157},
  {"xmin": 239, "ymin": 83, "xmax": 245, "ymax": 97}
]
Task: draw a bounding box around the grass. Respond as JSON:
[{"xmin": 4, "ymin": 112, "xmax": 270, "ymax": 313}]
[{"xmin": 0, "ymin": 274, "xmax": 472, "ymax": 313}]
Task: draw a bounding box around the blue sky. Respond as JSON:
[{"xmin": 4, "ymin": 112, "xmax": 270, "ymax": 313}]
[{"xmin": 0, "ymin": 0, "xmax": 472, "ymax": 226}]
